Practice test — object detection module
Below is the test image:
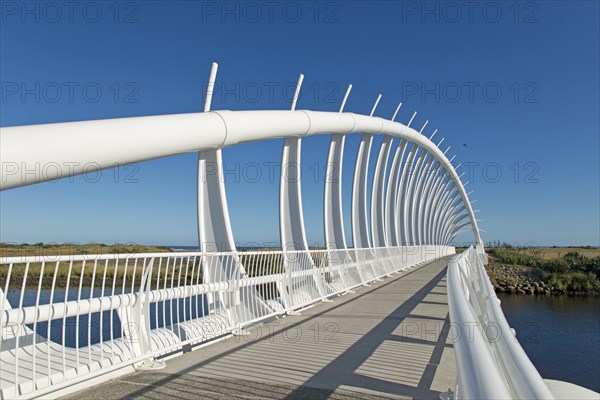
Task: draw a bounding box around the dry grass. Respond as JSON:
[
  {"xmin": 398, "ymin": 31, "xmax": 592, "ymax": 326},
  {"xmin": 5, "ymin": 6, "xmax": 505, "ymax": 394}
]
[
  {"xmin": 0, "ymin": 242, "xmax": 173, "ymax": 259},
  {"xmin": 511, "ymin": 247, "xmax": 599, "ymax": 260},
  {"xmin": 0, "ymin": 243, "xmax": 290, "ymax": 290}
]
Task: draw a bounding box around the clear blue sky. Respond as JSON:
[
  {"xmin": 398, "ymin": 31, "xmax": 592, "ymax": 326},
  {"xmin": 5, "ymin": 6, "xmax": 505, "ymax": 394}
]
[{"xmin": 1, "ymin": 1, "xmax": 598, "ymax": 248}]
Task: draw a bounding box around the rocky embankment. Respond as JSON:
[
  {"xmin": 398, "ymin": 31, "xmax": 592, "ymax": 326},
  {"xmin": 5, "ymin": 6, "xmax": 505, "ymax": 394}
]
[
  {"xmin": 485, "ymin": 262, "xmax": 594, "ymax": 295},
  {"xmin": 488, "ymin": 264, "xmax": 555, "ymax": 294}
]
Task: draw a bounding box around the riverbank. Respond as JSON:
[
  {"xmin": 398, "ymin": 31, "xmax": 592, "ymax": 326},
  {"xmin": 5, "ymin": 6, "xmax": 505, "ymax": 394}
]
[
  {"xmin": 0, "ymin": 242, "xmax": 173, "ymax": 259},
  {"xmin": 484, "ymin": 247, "xmax": 600, "ymax": 295},
  {"xmin": 0, "ymin": 243, "xmax": 174, "ymax": 289}
]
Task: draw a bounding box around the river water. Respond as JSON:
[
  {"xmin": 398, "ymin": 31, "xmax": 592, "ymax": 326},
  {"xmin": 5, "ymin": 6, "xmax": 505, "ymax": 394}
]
[{"xmin": 498, "ymin": 293, "xmax": 600, "ymax": 392}]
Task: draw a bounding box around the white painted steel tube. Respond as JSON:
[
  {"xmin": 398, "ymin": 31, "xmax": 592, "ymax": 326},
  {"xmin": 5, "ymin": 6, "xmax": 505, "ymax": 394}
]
[{"xmin": 0, "ymin": 110, "xmax": 481, "ymax": 244}]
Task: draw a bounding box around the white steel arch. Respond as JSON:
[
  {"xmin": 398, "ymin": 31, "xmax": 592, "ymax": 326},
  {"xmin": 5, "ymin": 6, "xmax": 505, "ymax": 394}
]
[{"xmin": 0, "ymin": 109, "xmax": 482, "ymax": 245}]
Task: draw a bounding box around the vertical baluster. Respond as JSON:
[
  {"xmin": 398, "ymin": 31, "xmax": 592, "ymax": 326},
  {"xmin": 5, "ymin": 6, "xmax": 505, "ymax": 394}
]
[
  {"xmin": 275, "ymin": 252, "xmax": 280, "ymax": 304},
  {"xmin": 275, "ymin": 252, "xmax": 279, "ymax": 304},
  {"xmin": 46, "ymin": 261, "xmax": 59, "ymax": 387},
  {"xmin": 189, "ymin": 256, "xmax": 196, "ymax": 325},
  {"xmin": 61, "ymin": 260, "xmax": 73, "ymax": 382},
  {"xmin": 230, "ymin": 254, "xmax": 237, "ymax": 328},
  {"xmin": 169, "ymin": 258, "xmax": 176, "ymax": 330},
  {"xmin": 236, "ymin": 253, "xmax": 243, "ymax": 324},
  {"xmin": 195, "ymin": 254, "xmax": 202, "ymax": 334},
  {"xmin": 174, "ymin": 257, "xmax": 182, "ymax": 334},
  {"xmin": 194, "ymin": 255, "xmax": 202, "ymax": 321},
  {"xmin": 155, "ymin": 257, "xmax": 164, "ymax": 344},
  {"xmin": 210, "ymin": 255, "xmax": 217, "ymax": 320},
  {"xmin": 245, "ymin": 253, "xmax": 253, "ymax": 323},
  {"xmin": 239, "ymin": 253, "xmax": 246, "ymax": 320},
  {"xmin": 121, "ymin": 258, "xmax": 129, "ymax": 349},
  {"xmin": 99, "ymin": 259, "xmax": 108, "ymax": 363},
  {"xmin": 240, "ymin": 253, "xmax": 248, "ymax": 323},
  {"xmin": 227, "ymin": 254, "xmax": 235, "ymax": 327},
  {"xmin": 320, "ymin": 250, "xmax": 326, "ymax": 296},
  {"xmin": 162, "ymin": 257, "xmax": 169, "ymax": 334},
  {"xmin": 254, "ymin": 253, "xmax": 262, "ymax": 311},
  {"xmin": 176, "ymin": 258, "xmax": 183, "ymax": 329},
  {"xmin": 109, "ymin": 259, "xmax": 118, "ymax": 363},
  {"xmin": 0, "ymin": 262, "xmax": 13, "ymax": 356},
  {"xmin": 32, "ymin": 261, "xmax": 45, "ymax": 391},
  {"xmin": 139, "ymin": 257, "xmax": 149, "ymax": 354},
  {"xmin": 75, "ymin": 260, "xmax": 86, "ymax": 374},
  {"xmin": 183, "ymin": 256, "xmax": 190, "ymax": 325},
  {"xmin": 131, "ymin": 258, "xmax": 138, "ymax": 295},
  {"xmin": 246, "ymin": 253, "xmax": 252, "ymax": 319},
  {"xmin": 261, "ymin": 252, "xmax": 267, "ymax": 302},
  {"xmin": 15, "ymin": 262, "xmax": 30, "ymax": 392},
  {"xmin": 87, "ymin": 260, "xmax": 98, "ymax": 373},
  {"xmin": 221, "ymin": 253, "xmax": 229, "ymax": 329},
  {"xmin": 200, "ymin": 254, "xmax": 206, "ymax": 322},
  {"xmin": 199, "ymin": 254, "xmax": 204, "ymax": 321},
  {"xmin": 271, "ymin": 252, "xmax": 276, "ymax": 305},
  {"xmin": 261, "ymin": 253, "xmax": 269, "ymax": 302}
]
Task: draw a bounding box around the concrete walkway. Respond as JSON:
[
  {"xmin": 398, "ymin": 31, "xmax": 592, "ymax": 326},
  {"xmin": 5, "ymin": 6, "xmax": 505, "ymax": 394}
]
[{"xmin": 64, "ymin": 257, "xmax": 455, "ymax": 400}]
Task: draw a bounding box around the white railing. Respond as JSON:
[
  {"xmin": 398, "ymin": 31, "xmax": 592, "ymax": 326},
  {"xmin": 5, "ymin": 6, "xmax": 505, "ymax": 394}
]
[
  {"xmin": 446, "ymin": 247, "xmax": 555, "ymax": 399},
  {"xmin": 0, "ymin": 245, "xmax": 454, "ymax": 399}
]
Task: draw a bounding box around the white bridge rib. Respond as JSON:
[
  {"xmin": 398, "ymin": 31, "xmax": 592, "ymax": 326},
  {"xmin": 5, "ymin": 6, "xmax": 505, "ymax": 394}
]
[{"xmin": 0, "ymin": 109, "xmax": 482, "ymax": 245}]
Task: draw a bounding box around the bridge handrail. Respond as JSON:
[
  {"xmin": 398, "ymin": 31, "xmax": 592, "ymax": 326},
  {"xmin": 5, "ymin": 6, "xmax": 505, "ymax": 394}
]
[{"xmin": 447, "ymin": 247, "xmax": 554, "ymax": 399}]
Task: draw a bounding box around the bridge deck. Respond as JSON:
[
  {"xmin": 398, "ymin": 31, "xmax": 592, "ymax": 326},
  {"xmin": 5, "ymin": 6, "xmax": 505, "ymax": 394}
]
[{"xmin": 63, "ymin": 257, "xmax": 455, "ymax": 400}]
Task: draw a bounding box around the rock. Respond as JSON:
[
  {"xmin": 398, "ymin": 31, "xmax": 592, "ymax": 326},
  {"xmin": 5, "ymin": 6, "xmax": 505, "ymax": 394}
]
[
  {"xmin": 517, "ymin": 289, "xmax": 526, "ymax": 294},
  {"xmin": 533, "ymin": 282, "xmax": 540, "ymax": 288}
]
